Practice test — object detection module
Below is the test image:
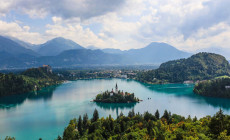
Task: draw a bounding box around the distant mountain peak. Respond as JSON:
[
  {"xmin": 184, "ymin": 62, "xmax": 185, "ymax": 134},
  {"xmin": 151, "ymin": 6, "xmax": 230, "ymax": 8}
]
[
  {"xmin": 37, "ymin": 37, "xmax": 85, "ymax": 56},
  {"xmin": 0, "ymin": 35, "xmax": 38, "ymax": 56},
  {"xmin": 147, "ymin": 42, "xmax": 174, "ymax": 48},
  {"xmin": 149, "ymin": 42, "xmax": 167, "ymax": 45},
  {"xmin": 87, "ymin": 46, "xmax": 100, "ymax": 50},
  {"xmin": 49, "ymin": 37, "xmax": 69, "ymax": 41}
]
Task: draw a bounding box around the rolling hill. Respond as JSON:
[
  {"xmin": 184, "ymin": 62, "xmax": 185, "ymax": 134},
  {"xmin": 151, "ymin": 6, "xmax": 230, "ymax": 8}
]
[{"xmin": 137, "ymin": 52, "xmax": 230, "ymax": 83}]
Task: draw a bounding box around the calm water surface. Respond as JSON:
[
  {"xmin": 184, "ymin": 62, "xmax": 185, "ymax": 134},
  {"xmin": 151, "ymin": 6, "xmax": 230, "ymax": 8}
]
[{"xmin": 1, "ymin": 78, "xmax": 230, "ymax": 139}]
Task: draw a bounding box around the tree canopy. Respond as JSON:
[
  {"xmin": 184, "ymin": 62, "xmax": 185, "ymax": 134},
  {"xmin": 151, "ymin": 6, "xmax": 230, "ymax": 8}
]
[
  {"xmin": 58, "ymin": 108, "xmax": 230, "ymax": 140},
  {"xmin": 0, "ymin": 67, "xmax": 62, "ymax": 96},
  {"xmin": 137, "ymin": 52, "xmax": 230, "ymax": 83},
  {"xmin": 194, "ymin": 77, "xmax": 230, "ymax": 98}
]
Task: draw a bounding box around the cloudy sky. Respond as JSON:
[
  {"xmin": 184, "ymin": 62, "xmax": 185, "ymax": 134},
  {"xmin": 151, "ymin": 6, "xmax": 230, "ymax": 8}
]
[{"xmin": 0, "ymin": 0, "xmax": 230, "ymax": 53}]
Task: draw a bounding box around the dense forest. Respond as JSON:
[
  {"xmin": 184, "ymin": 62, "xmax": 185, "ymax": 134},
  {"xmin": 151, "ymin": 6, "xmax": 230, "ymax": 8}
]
[
  {"xmin": 53, "ymin": 108, "xmax": 230, "ymax": 140},
  {"xmin": 137, "ymin": 52, "xmax": 230, "ymax": 83},
  {"xmin": 0, "ymin": 66, "xmax": 62, "ymax": 96},
  {"xmin": 194, "ymin": 76, "xmax": 230, "ymax": 98},
  {"xmin": 94, "ymin": 91, "xmax": 139, "ymax": 103}
]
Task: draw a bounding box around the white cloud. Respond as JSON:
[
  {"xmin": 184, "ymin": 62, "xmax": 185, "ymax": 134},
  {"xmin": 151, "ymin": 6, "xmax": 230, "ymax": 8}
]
[
  {"xmin": 0, "ymin": 0, "xmax": 230, "ymax": 54},
  {"xmin": 45, "ymin": 23, "xmax": 105, "ymax": 47},
  {"xmin": 166, "ymin": 23, "xmax": 230, "ymax": 52},
  {"xmin": 0, "ymin": 0, "xmax": 14, "ymax": 16},
  {"xmin": 0, "ymin": 0, "xmax": 125, "ymax": 19},
  {"xmin": 0, "ymin": 20, "xmax": 44, "ymax": 44}
]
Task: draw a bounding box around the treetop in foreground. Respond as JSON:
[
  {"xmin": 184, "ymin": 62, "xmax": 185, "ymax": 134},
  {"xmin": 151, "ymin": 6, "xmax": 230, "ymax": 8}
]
[{"xmin": 58, "ymin": 108, "xmax": 230, "ymax": 140}]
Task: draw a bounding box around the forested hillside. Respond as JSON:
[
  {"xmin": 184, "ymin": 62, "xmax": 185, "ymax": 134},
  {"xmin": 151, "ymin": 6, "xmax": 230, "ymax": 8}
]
[
  {"xmin": 0, "ymin": 67, "xmax": 62, "ymax": 96},
  {"xmin": 194, "ymin": 76, "xmax": 230, "ymax": 98},
  {"xmin": 137, "ymin": 52, "xmax": 230, "ymax": 83}
]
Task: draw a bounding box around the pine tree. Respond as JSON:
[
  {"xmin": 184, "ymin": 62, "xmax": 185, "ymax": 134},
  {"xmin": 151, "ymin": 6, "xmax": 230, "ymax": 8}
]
[
  {"xmin": 155, "ymin": 109, "xmax": 160, "ymax": 120},
  {"xmin": 78, "ymin": 115, "xmax": 83, "ymax": 136},
  {"xmin": 193, "ymin": 116, "xmax": 197, "ymax": 122},
  {"xmin": 109, "ymin": 115, "xmax": 114, "ymax": 131},
  {"xmin": 162, "ymin": 110, "xmax": 169, "ymax": 121},
  {"xmin": 83, "ymin": 113, "xmax": 88, "ymax": 130},
  {"xmin": 216, "ymin": 108, "xmax": 225, "ymax": 133},
  {"xmin": 119, "ymin": 111, "xmax": 124, "ymax": 118},
  {"xmin": 92, "ymin": 109, "xmax": 99, "ymax": 122},
  {"xmin": 128, "ymin": 108, "xmax": 135, "ymax": 118}
]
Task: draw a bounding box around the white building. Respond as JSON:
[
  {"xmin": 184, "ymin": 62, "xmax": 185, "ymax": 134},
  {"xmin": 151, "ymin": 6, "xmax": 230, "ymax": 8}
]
[
  {"xmin": 120, "ymin": 75, "xmax": 127, "ymax": 79},
  {"xmin": 115, "ymin": 83, "xmax": 118, "ymax": 94},
  {"xmin": 110, "ymin": 83, "xmax": 119, "ymax": 96}
]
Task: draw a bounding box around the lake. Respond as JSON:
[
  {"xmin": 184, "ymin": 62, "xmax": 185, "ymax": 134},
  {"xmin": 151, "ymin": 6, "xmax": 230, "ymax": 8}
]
[{"xmin": 1, "ymin": 78, "xmax": 230, "ymax": 139}]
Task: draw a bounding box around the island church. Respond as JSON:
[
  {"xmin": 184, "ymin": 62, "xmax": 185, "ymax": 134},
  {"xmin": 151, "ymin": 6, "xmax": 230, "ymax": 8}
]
[{"xmin": 110, "ymin": 83, "xmax": 124, "ymax": 96}]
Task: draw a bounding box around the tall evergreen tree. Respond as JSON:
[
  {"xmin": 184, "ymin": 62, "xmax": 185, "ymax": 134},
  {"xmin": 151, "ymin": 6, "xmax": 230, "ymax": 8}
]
[
  {"xmin": 155, "ymin": 109, "xmax": 160, "ymax": 120},
  {"xmin": 109, "ymin": 115, "xmax": 114, "ymax": 131},
  {"xmin": 128, "ymin": 108, "xmax": 135, "ymax": 118},
  {"xmin": 78, "ymin": 115, "xmax": 83, "ymax": 136},
  {"xmin": 119, "ymin": 111, "xmax": 124, "ymax": 118},
  {"xmin": 83, "ymin": 113, "xmax": 88, "ymax": 130},
  {"xmin": 92, "ymin": 109, "xmax": 99, "ymax": 122},
  {"xmin": 162, "ymin": 110, "xmax": 169, "ymax": 121}
]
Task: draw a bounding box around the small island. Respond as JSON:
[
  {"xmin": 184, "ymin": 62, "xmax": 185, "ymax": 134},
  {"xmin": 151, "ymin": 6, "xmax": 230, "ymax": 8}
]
[{"xmin": 94, "ymin": 83, "xmax": 140, "ymax": 103}]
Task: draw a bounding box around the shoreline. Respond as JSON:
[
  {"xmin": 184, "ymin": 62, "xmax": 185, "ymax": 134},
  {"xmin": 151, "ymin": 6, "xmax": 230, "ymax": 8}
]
[{"xmin": 92, "ymin": 99, "xmax": 142, "ymax": 103}]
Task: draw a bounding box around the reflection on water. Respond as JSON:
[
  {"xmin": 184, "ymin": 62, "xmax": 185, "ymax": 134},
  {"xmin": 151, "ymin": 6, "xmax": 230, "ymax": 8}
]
[
  {"xmin": 143, "ymin": 83, "xmax": 230, "ymax": 110},
  {"xmin": 145, "ymin": 83, "xmax": 194, "ymax": 95},
  {"xmin": 0, "ymin": 85, "xmax": 57, "ymax": 109},
  {"xmin": 95, "ymin": 102, "xmax": 137, "ymax": 116},
  {"xmin": 200, "ymin": 97, "xmax": 230, "ymax": 110},
  {"xmin": 95, "ymin": 102, "xmax": 137, "ymax": 110}
]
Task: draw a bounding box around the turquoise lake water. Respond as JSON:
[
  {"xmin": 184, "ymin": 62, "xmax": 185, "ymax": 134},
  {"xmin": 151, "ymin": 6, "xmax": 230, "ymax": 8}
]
[{"xmin": 1, "ymin": 78, "xmax": 230, "ymax": 139}]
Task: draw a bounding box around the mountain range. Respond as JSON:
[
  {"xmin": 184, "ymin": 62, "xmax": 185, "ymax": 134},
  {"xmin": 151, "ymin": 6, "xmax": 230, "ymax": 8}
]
[{"xmin": 0, "ymin": 35, "xmax": 192, "ymax": 69}]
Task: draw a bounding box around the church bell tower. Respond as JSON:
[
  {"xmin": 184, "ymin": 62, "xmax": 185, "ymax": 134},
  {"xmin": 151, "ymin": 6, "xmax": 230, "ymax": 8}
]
[{"xmin": 115, "ymin": 83, "xmax": 118, "ymax": 94}]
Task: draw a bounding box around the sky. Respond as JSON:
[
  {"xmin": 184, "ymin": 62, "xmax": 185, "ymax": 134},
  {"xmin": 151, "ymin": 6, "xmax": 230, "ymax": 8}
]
[{"xmin": 0, "ymin": 0, "xmax": 230, "ymax": 53}]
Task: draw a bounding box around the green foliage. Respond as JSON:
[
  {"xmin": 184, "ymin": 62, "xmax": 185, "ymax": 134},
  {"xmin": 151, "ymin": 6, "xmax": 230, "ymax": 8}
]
[
  {"xmin": 0, "ymin": 67, "xmax": 63, "ymax": 96},
  {"xmin": 4, "ymin": 136, "xmax": 15, "ymax": 140},
  {"xmin": 83, "ymin": 113, "xmax": 89, "ymax": 130},
  {"xmin": 94, "ymin": 90, "xmax": 139, "ymax": 103},
  {"xmin": 92, "ymin": 109, "xmax": 99, "ymax": 123},
  {"xmin": 194, "ymin": 77, "xmax": 230, "ymax": 98},
  {"xmin": 78, "ymin": 115, "xmax": 83, "ymax": 136},
  {"xmin": 155, "ymin": 109, "xmax": 160, "ymax": 120},
  {"xmin": 137, "ymin": 52, "xmax": 230, "ymax": 83},
  {"xmin": 57, "ymin": 109, "xmax": 230, "ymax": 140}
]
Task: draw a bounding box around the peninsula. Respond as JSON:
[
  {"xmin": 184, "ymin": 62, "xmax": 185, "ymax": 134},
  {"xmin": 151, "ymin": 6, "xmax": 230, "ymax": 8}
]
[
  {"xmin": 0, "ymin": 65, "xmax": 63, "ymax": 96},
  {"xmin": 194, "ymin": 76, "xmax": 230, "ymax": 98},
  {"xmin": 94, "ymin": 83, "xmax": 140, "ymax": 103}
]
